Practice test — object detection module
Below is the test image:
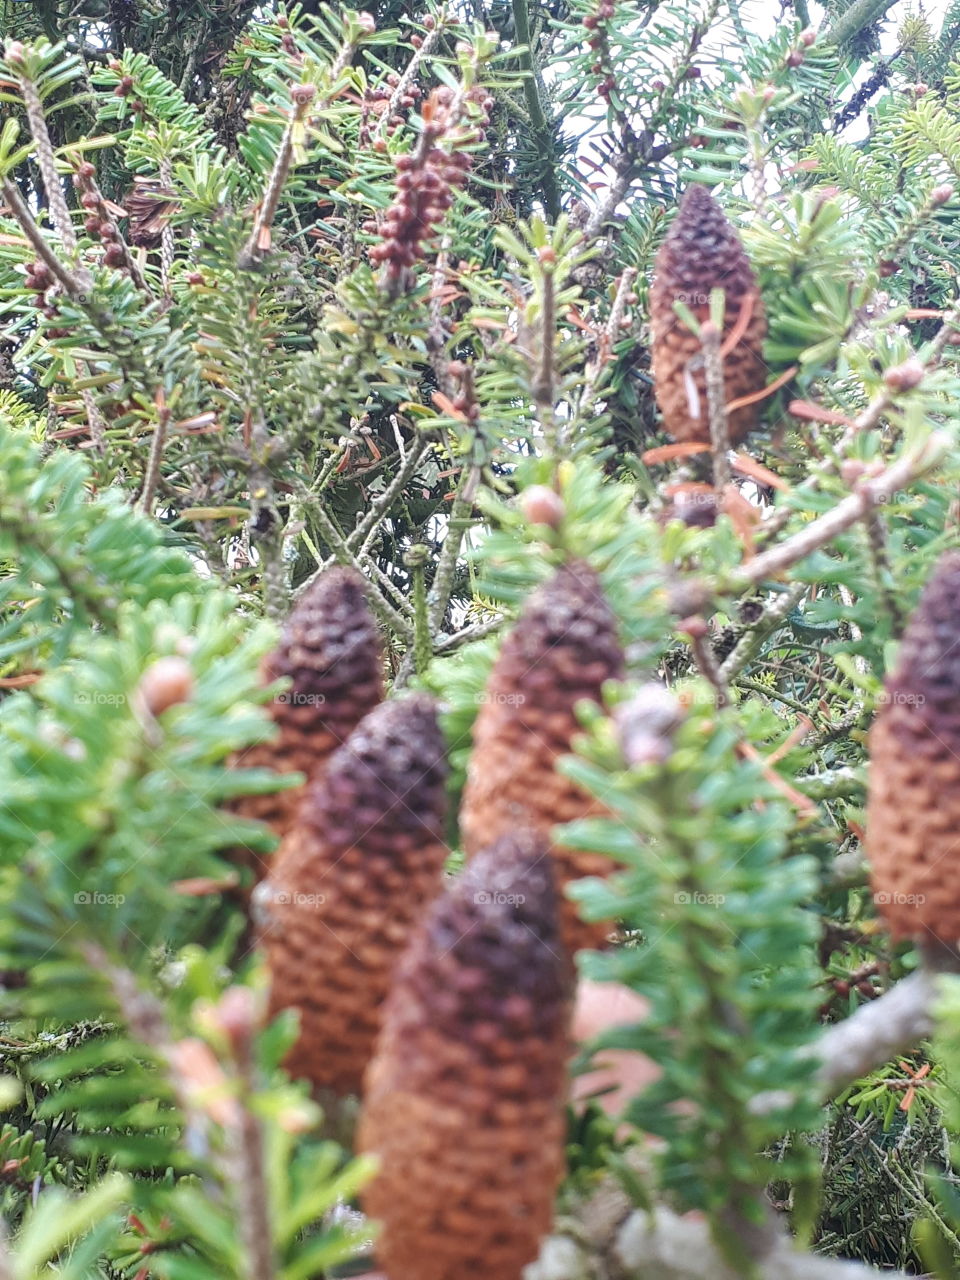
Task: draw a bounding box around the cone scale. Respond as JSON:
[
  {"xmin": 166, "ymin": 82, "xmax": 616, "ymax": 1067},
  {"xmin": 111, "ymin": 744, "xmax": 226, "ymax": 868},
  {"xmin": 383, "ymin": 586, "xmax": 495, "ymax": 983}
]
[
  {"xmin": 649, "ymin": 184, "xmax": 767, "ymax": 445},
  {"xmin": 256, "ymin": 694, "xmax": 448, "ymax": 1095},
  {"xmin": 358, "ymin": 831, "xmax": 571, "ymax": 1280},
  {"xmin": 229, "ymin": 567, "xmax": 383, "ymax": 879},
  {"xmin": 866, "ymin": 552, "xmax": 960, "ymax": 952},
  {"xmin": 459, "ymin": 560, "xmax": 626, "ymax": 955}
]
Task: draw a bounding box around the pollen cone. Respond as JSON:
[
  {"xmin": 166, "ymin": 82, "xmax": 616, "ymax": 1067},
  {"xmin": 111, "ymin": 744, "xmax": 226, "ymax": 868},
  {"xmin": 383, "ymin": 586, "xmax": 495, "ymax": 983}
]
[
  {"xmin": 256, "ymin": 694, "xmax": 447, "ymax": 1094},
  {"xmin": 649, "ymin": 183, "xmax": 767, "ymax": 445},
  {"xmin": 867, "ymin": 552, "xmax": 960, "ymax": 954},
  {"xmin": 459, "ymin": 560, "xmax": 626, "ymax": 956},
  {"xmin": 229, "ymin": 567, "xmax": 382, "ymax": 880},
  {"xmin": 358, "ymin": 830, "xmax": 571, "ymax": 1280}
]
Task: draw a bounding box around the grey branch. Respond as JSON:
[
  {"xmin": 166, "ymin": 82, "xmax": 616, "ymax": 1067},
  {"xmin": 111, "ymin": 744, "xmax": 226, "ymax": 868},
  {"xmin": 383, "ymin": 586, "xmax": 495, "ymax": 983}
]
[
  {"xmin": 729, "ymin": 433, "xmax": 950, "ymax": 591},
  {"xmin": 526, "ymin": 1203, "xmax": 907, "ymax": 1280},
  {"xmin": 812, "ymin": 969, "xmax": 937, "ymax": 1101}
]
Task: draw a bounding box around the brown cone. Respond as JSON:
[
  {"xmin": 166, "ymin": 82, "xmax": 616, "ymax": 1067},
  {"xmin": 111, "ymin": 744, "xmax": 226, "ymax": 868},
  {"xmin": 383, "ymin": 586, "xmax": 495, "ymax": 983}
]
[
  {"xmin": 229, "ymin": 567, "xmax": 383, "ymax": 880},
  {"xmin": 866, "ymin": 551, "xmax": 960, "ymax": 951},
  {"xmin": 358, "ymin": 830, "xmax": 571, "ymax": 1280},
  {"xmin": 256, "ymin": 694, "xmax": 448, "ymax": 1095},
  {"xmin": 459, "ymin": 560, "xmax": 626, "ymax": 955},
  {"xmin": 649, "ymin": 184, "xmax": 767, "ymax": 445}
]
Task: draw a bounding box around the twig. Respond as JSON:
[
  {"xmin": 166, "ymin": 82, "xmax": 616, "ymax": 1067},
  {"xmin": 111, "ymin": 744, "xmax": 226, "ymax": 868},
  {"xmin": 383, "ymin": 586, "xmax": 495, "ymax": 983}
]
[
  {"xmin": 433, "ymin": 614, "xmax": 504, "ymax": 652},
  {"xmin": 247, "ymin": 412, "xmax": 287, "ymax": 623},
  {"xmin": 159, "ymin": 157, "xmax": 175, "ymax": 297},
  {"xmin": 812, "ymin": 970, "xmax": 937, "ymax": 1102},
  {"xmin": 228, "ymin": 1012, "xmax": 275, "ymax": 1280},
  {"xmin": 532, "ymin": 261, "xmax": 559, "ymax": 461},
  {"xmin": 428, "ymin": 464, "xmax": 480, "ymax": 629},
  {"xmin": 719, "ymin": 582, "xmax": 808, "ymax": 682},
  {"xmin": 374, "ymin": 25, "xmax": 442, "ymax": 139},
  {"xmin": 360, "ymin": 552, "xmax": 416, "ymax": 620},
  {"xmin": 729, "ymin": 433, "xmax": 950, "ymax": 591},
  {"xmin": 137, "ymin": 398, "xmax": 172, "ymax": 515},
  {"xmin": 528, "ymin": 1202, "xmax": 906, "ymax": 1279},
  {"xmin": 348, "ymin": 433, "xmax": 431, "ymax": 556},
  {"xmin": 700, "ymin": 320, "xmax": 730, "ymax": 492},
  {"xmin": 824, "ymin": 0, "xmax": 899, "ymax": 48},
  {"xmin": 297, "ymin": 499, "xmax": 413, "ymax": 639},
  {"xmin": 793, "ymin": 767, "xmax": 865, "ymax": 802},
  {"xmin": 580, "ymin": 266, "xmax": 636, "ymax": 414},
  {"xmin": 405, "ymin": 544, "xmax": 433, "ymax": 676},
  {"xmin": 239, "ymin": 85, "xmax": 317, "ymax": 267},
  {"xmin": 2, "ymin": 178, "xmax": 104, "ymax": 452},
  {"xmin": 14, "ymin": 67, "xmax": 77, "ymax": 255},
  {"xmin": 512, "ymin": 0, "xmax": 561, "ymax": 220},
  {"xmin": 865, "ymin": 511, "xmax": 905, "ymax": 632},
  {"xmin": 687, "ymin": 622, "xmax": 730, "ymax": 707},
  {"xmin": 0, "ymin": 178, "xmax": 89, "ymax": 299},
  {"xmin": 428, "ymin": 235, "xmax": 454, "ymax": 394}
]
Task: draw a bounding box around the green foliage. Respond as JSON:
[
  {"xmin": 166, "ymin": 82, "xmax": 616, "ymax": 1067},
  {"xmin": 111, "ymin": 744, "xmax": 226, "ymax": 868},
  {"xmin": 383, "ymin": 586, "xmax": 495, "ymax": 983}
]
[
  {"xmin": 565, "ymin": 691, "xmax": 821, "ymax": 1263},
  {"xmin": 3, "ymin": 0, "xmax": 960, "ymax": 1275}
]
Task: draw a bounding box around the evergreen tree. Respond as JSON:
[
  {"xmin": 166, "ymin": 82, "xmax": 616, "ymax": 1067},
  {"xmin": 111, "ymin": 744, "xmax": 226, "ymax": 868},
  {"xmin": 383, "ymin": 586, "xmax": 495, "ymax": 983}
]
[{"xmin": 3, "ymin": 0, "xmax": 960, "ymax": 1276}]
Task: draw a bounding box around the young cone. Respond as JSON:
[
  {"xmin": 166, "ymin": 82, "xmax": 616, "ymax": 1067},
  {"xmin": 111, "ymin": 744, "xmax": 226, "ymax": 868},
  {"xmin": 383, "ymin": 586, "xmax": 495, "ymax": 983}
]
[
  {"xmin": 255, "ymin": 694, "xmax": 447, "ymax": 1095},
  {"xmin": 866, "ymin": 551, "xmax": 960, "ymax": 954},
  {"xmin": 358, "ymin": 830, "xmax": 571, "ymax": 1280},
  {"xmin": 459, "ymin": 560, "xmax": 625, "ymax": 955},
  {"xmin": 649, "ymin": 183, "xmax": 767, "ymax": 445},
  {"xmin": 229, "ymin": 567, "xmax": 382, "ymax": 879}
]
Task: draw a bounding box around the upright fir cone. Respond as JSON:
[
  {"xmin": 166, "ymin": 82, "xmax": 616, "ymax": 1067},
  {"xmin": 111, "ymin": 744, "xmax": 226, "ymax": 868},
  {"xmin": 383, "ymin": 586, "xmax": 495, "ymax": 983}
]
[
  {"xmin": 649, "ymin": 184, "xmax": 767, "ymax": 445},
  {"xmin": 358, "ymin": 830, "xmax": 571, "ymax": 1280},
  {"xmin": 255, "ymin": 694, "xmax": 448, "ymax": 1095},
  {"xmin": 228, "ymin": 567, "xmax": 382, "ymax": 879},
  {"xmin": 459, "ymin": 560, "xmax": 626, "ymax": 955},
  {"xmin": 866, "ymin": 552, "xmax": 960, "ymax": 955}
]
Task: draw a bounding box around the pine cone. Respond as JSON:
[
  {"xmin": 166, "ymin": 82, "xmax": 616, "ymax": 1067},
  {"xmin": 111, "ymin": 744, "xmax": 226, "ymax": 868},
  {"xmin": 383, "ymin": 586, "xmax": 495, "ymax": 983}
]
[
  {"xmin": 358, "ymin": 830, "xmax": 571, "ymax": 1280},
  {"xmin": 649, "ymin": 184, "xmax": 767, "ymax": 445},
  {"xmin": 255, "ymin": 694, "xmax": 448, "ymax": 1095},
  {"xmin": 459, "ymin": 560, "xmax": 625, "ymax": 955},
  {"xmin": 866, "ymin": 552, "xmax": 960, "ymax": 951},
  {"xmin": 229, "ymin": 567, "xmax": 382, "ymax": 880}
]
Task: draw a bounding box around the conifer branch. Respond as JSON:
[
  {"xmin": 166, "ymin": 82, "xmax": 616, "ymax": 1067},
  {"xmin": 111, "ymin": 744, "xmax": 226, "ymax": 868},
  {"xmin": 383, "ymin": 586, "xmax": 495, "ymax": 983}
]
[
  {"xmin": 137, "ymin": 397, "xmax": 172, "ymax": 516},
  {"xmin": 0, "ymin": 178, "xmax": 88, "ymax": 299},
  {"xmin": 348, "ymin": 433, "xmax": 431, "ymax": 556},
  {"xmin": 720, "ymin": 583, "xmax": 809, "ymax": 682},
  {"xmin": 12, "ymin": 64, "xmax": 77, "ymax": 256},
  {"xmin": 239, "ymin": 84, "xmax": 317, "ymax": 267},
  {"xmin": 730, "ymin": 433, "xmax": 950, "ymax": 590},
  {"xmin": 824, "ymin": 0, "xmax": 899, "ymax": 49},
  {"xmin": 512, "ymin": 0, "xmax": 561, "ymax": 220},
  {"xmin": 428, "ymin": 464, "xmax": 479, "ymax": 629},
  {"xmin": 700, "ymin": 319, "xmax": 730, "ymax": 492}
]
